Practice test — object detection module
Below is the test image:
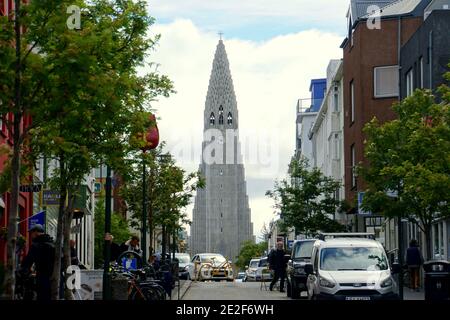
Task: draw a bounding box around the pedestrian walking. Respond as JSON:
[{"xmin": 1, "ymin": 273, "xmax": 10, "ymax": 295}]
[
  {"xmin": 406, "ymin": 239, "xmax": 424, "ymax": 292},
  {"xmin": 19, "ymin": 224, "xmax": 55, "ymax": 301},
  {"xmin": 268, "ymin": 241, "xmax": 287, "ymax": 292}
]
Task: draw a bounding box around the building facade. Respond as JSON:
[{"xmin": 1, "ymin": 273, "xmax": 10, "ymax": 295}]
[
  {"xmin": 309, "ymin": 60, "xmax": 348, "ymax": 227},
  {"xmin": 295, "ymin": 79, "xmax": 326, "ymax": 164},
  {"xmin": 341, "ymin": 0, "xmax": 428, "ymax": 233},
  {"xmin": 190, "ymin": 40, "xmax": 253, "ymax": 261},
  {"xmin": 397, "ymin": 4, "xmax": 450, "ymax": 260}
]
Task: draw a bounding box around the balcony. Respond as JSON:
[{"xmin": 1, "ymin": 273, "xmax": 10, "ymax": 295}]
[{"xmin": 296, "ymin": 98, "xmax": 324, "ymax": 114}]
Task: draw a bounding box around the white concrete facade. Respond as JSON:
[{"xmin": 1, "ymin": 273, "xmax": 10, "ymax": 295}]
[{"xmin": 309, "ymin": 60, "xmax": 347, "ymax": 225}]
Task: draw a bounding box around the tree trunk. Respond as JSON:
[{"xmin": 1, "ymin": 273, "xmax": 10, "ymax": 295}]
[
  {"xmin": 1, "ymin": 0, "xmax": 22, "ymax": 300},
  {"xmin": 424, "ymin": 225, "xmax": 432, "ymax": 261},
  {"xmin": 63, "ymin": 189, "xmax": 75, "ymax": 300},
  {"xmin": 50, "ymin": 156, "xmax": 67, "ymax": 300}
]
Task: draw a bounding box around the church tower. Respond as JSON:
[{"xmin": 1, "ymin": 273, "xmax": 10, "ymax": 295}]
[{"xmin": 190, "ymin": 40, "xmax": 253, "ymax": 261}]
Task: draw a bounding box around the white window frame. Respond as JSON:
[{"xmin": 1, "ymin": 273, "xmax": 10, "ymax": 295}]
[
  {"xmin": 406, "ymin": 68, "xmax": 414, "ymax": 97},
  {"xmin": 374, "ymin": 65, "xmax": 399, "ymax": 98}
]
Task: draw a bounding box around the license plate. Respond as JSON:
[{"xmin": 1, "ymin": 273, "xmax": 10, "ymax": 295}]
[{"xmin": 345, "ymin": 297, "xmax": 370, "ymax": 301}]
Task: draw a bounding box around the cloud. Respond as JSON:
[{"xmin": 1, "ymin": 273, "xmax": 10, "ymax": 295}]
[
  {"xmin": 146, "ymin": 19, "xmax": 343, "ymax": 240},
  {"xmin": 147, "ymin": 0, "xmax": 349, "ymax": 39}
]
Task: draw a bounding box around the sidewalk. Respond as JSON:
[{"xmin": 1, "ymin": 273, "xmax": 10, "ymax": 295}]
[{"xmin": 403, "ymin": 287, "xmax": 425, "ymax": 300}]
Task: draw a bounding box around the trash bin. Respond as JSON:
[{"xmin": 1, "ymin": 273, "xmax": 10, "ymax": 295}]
[
  {"xmin": 423, "ymin": 260, "xmax": 450, "ymax": 300},
  {"xmin": 111, "ymin": 275, "xmax": 129, "ymax": 300}
]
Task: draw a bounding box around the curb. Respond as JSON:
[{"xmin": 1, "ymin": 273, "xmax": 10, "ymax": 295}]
[{"xmin": 179, "ymin": 280, "xmax": 192, "ymax": 300}]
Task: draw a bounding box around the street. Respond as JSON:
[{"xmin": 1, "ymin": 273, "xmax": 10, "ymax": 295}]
[{"xmin": 183, "ymin": 281, "xmax": 289, "ymax": 300}]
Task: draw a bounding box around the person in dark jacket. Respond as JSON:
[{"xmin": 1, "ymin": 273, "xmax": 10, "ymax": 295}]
[
  {"xmin": 20, "ymin": 224, "xmax": 55, "ymax": 301},
  {"xmin": 406, "ymin": 239, "xmax": 424, "ymax": 292},
  {"xmin": 268, "ymin": 241, "xmax": 287, "ymax": 292}
]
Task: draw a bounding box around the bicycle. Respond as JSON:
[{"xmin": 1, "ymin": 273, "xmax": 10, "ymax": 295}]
[{"xmin": 110, "ymin": 263, "xmax": 166, "ymax": 301}]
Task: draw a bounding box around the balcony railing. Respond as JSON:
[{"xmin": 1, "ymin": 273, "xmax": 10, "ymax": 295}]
[{"xmin": 297, "ymin": 98, "xmax": 324, "ymax": 114}]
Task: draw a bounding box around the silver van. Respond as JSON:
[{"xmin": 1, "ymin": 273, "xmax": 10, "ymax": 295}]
[{"xmin": 305, "ymin": 235, "xmax": 400, "ymax": 300}]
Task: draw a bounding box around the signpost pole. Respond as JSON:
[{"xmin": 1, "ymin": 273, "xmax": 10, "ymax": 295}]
[{"xmin": 103, "ymin": 166, "xmax": 112, "ymax": 300}]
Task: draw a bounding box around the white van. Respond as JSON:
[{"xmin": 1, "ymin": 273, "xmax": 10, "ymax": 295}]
[{"xmin": 305, "ymin": 234, "xmax": 400, "ymax": 300}]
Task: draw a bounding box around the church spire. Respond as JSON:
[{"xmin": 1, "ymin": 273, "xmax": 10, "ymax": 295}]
[{"xmin": 204, "ymin": 40, "xmax": 238, "ymax": 130}]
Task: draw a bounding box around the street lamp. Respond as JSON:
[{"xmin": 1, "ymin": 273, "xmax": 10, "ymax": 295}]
[{"xmin": 139, "ymin": 113, "xmax": 159, "ymax": 264}]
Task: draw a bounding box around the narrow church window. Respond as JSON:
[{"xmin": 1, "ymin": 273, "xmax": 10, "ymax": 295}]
[
  {"xmin": 227, "ymin": 112, "xmax": 233, "ymax": 125},
  {"xmin": 210, "ymin": 112, "xmax": 215, "ymax": 125},
  {"xmin": 221, "ymin": 228, "xmax": 223, "ymax": 233},
  {"xmin": 219, "ymin": 106, "xmax": 224, "ymax": 115},
  {"xmin": 219, "ymin": 114, "xmax": 224, "ymax": 125}
]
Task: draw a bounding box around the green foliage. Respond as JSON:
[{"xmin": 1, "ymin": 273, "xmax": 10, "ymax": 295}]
[
  {"xmin": 120, "ymin": 145, "xmax": 204, "ymax": 245},
  {"xmin": 235, "ymin": 240, "xmax": 268, "ymax": 270},
  {"xmin": 362, "ymin": 76, "xmax": 450, "ymax": 258},
  {"xmin": 266, "ymin": 157, "xmax": 346, "ymax": 236},
  {"xmin": 94, "ymin": 198, "xmax": 131, "ymax": 269}
]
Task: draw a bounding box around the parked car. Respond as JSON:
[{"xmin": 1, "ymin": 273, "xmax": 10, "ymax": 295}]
[
  {"xmin": 286, "ymin": 239, "xmax": 315, "ymax": 299},
  {"xmin": 305, "ymin": 234, "xmax": 400, "ymax": 300},
  {"xmin": 235, "ymin": 272, "xmax": 246, "ymax": 282},
  {"xmin": 245, "ymin": 258, "xmax": 260, "ymax": 282},
  {"xmin": 187, "ymin": 253, "xmax": 234, "ymax": 281},
  {"xmin": 255, "ymin": 257, "xmax": 272, "ymax": 282},
  {"xmin": 175, "ymin": 253, "xmax": 191, "ymax": 280}
]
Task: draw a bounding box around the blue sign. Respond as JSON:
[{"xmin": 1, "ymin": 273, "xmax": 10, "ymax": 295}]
[
  {"xmin": 358, "ymin": 192, "xmax": 371, "ymax": 215},
  {"xmin": 28, "ymin": 211, "xmax": 46, "ymax": 231},
  {"xmin": 287, "ymin": 240, "xmax": 294, "ymax": 249},
  {"xmin": 122, "ymin": 257, "xmax": 138, "ymax": 270}
]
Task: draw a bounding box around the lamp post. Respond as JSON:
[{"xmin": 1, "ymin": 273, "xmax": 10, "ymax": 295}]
[
  {"xmin": 103, "ymin": 165, "xmax": 112, "ymax": 300},
  {"xmin": 139, "ymin": 113, "xmax": 159, "ymax": 264}
]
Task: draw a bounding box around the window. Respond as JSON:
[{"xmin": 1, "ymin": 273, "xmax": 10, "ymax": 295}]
[
  {"xmin": 406, "ymin": 68, "xmax": 414, "ymax": 97},
  {"xmin": 419, "ymin": 57, "xmax": 424, "ymax": 88},
  {"xmin": 333, "ymin": 134, "xmax": 339, "ymax": 160},
  {"xmin": 227, "ymin": 112, "xmax": 233, "ymax": 125},
  {"xmin": 350, "ymin": 80, "xmax": 355, "ymax": 123},
  {"xmin": 351, "ymin": 144, "xmax": 356, "ymax": 189},
  {"xmin": 209, "ymin": 112, "xmax": 215, "ymax": 125},
  {"xmin": 333, "ymin": 86, "xmax": 339, "ymax": 112},
  {"xmin": 374, "ymin": 65, "xmax": 399, "ymax": 98},
  {"xmin": 219, "ymin": 114, "xmax": 224, "ymax": 125}
]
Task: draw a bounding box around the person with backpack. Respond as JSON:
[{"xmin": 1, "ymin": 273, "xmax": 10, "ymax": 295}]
[
  {"xmin": 406, "ymin": 239, "xmax": 424, "ymax": 292},
  {"xmin": 20, "ymin": 224, "xmax": 55, "ymax": 300},
  {"xmin": 268, "ymin": 241, "xmax": 288, "ymax": 292}
]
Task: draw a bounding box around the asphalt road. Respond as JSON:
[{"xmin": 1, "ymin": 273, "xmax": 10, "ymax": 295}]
[{"xmin": 182, "ymin": 280, "xmax": 290, "ymax": 300}]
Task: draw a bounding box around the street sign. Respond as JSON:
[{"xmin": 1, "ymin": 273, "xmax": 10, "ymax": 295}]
[
  {"xmin": 19, "ymin": 185, "xmax": 42, "ymax": 192},
  {"xmin": 41, "ymin": 190, "xmax": 60, "ymax": 206},
  {"xmin": 358, "ymin": 192, "xmax": 371, "ymax": 215},
  {"xmin": 287, "ymin": 240, "xmax": 294, "ymax": 250},
  {"xmin": 28, "ymin": 211, "xmax": 45, "ymax": 231}
]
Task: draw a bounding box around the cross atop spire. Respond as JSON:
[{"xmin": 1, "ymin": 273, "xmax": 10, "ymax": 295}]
[{"xmin": 218, "ymin": 31, "xmax": 224, "ymax": 41}]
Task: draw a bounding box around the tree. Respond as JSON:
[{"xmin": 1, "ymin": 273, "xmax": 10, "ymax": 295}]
[
  {"xmin": 266, "ymin": 157, "xmax": 346, "ymax": 237},
  {"xmin": 235, "ymin": 240, "xmax": 268, "ymax": 271},
  {"xmin": 120, "ymin": 146, "xmax": 204, "ymax": 257},
  {"xmin": 1, "ymin": 0, "xmax": 173, "ymax": 299},
  {"xmin": 361, "ymin": 74, "xmax": 450, "ymax": 259}
]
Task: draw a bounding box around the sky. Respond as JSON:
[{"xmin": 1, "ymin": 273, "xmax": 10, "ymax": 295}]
[{"xmin": 144, "ymin": 0, "xmax": 349, "ymax": 242}]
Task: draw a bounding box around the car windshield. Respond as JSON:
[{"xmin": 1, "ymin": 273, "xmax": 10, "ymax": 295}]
[
  {"xmin": 176, "ymin": 255, "xmax": 190, "ymax": 264},
  {"xmin": 249, "ymin": 260, "xmax": 259, "ymax": 268},
  {"xmin": 202, "ymin": 255, "xmax": 226, "ymax": 264},
  {"xmin": 293, "ymin": 241, "xmax": 314, "ymax": 259},
  {"xmin": 320, "ymin": 247, "xmax": 388, "ymax": 271},
  {"xmin": 258, "ymin": 258, "xmax": 268, "ymax": 267}
]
